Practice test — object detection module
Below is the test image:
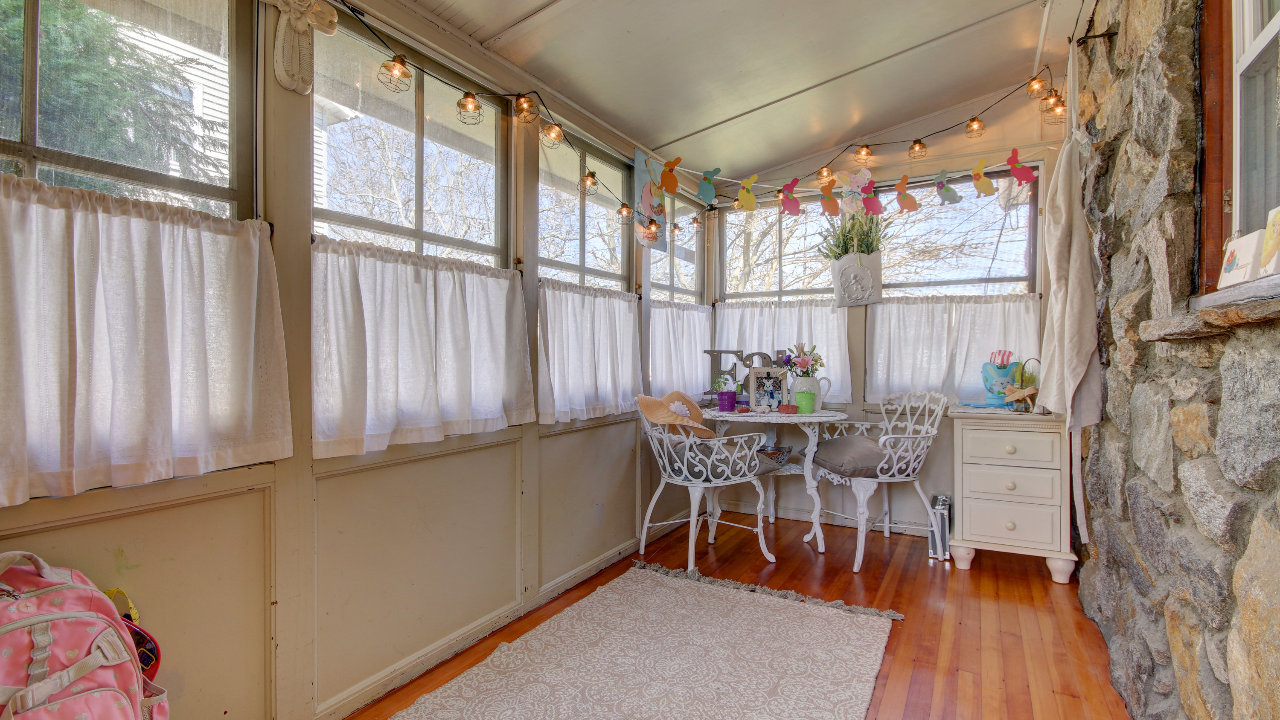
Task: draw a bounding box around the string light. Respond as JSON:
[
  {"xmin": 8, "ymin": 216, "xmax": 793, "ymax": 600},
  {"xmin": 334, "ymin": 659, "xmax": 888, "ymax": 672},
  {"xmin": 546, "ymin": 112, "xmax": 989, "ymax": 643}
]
[
  {"xmin": 514, "ymin": 94, "xmax": 538, "ymax": 124},
  {"xmin": 671, "ymin": 222, "xmax": 681, "ymax": 233},
  {"xmin": 854, "ymin": 145, "xmax": 872, "ymax": 165},
  {"xmin": 1026, "ymin": 76, "xmax": 1049, "ymax": 99},
  {"xmin": 578, "ymin": 170, "xmax": 598, "ymax": 196},
  {"xmin": 732, "ymin": 198, "xmax": 741, "ymax": 210},
  {"xmin": 1039, "ymin": 89, "xmax": 1063, "ymax": 114},
  {"xmin": 908, "ymin": 139, "xmax": 928, "ymax": 160},
  {"xmin": 541, "ymin": 122, "xmax": 564, "ymax": 149},
  {"xmin": 1044, "ymin": 102, "xmax": 1068, "ymax": 125},
  {"xmin": 690, "ymin": 215, "xmax": 702, "ymax": 229},
  {"xmin": 818, "ymin": 166, "xmax": 833, "ymax": 180},
  {"xmin": 456, "ymin": 92, "xmax": 482, "ymax": 125},
  {"xmin": 776, "ymin": 190, "xmax": 785, "ymax": 201},
  {"xmin": 378, "ymin": 55, "xmax": 411, "ymax": 93},
  {"xmin": 617, "ymin": 203, "xmax": 632, "ymax": 223},
  {"xmin": 646, "ymin": 218, "xmax": 660, "ymax": 234},
  {"xmin": 965, "ymin": 116, "xmax": 986, "ymax": 139}
]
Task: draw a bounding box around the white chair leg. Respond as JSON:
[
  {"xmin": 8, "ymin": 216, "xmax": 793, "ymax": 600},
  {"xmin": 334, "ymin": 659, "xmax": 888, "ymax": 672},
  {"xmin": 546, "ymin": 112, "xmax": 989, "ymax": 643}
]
[
  {"xmin": 707, "ymin": 486, "xmax": 722, "ymax": 544},
  {"xmin": 640, "ymin": 477, "xmax": 667, "ymax": 554},
  {"xmin": 882, "ymin": 489, "xmax": 891, "ymax": 538},
  {"xmin": 913, "ymin": 480, "xmax": 939, "ymax": 559},
  {"xmin": 686, "ymin": 485, "xmax": 705, "ymax": 572},
  {"xmin": 850, "ymin": 479, "xmax": 878, "ymax": 573},
  {"xmin": 750, "ymin": 478, "xmax": 777, "ymax": 563},
  {"xmin": 765, "ymin": 475, "xmax": 776, "ymax": 523}
]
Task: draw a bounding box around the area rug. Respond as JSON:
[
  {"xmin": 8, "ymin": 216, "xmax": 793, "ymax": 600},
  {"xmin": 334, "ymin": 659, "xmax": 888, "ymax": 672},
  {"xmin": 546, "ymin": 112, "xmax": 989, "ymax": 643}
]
[{"xmin": 391, "ymin": 562, "xmax": 900, "ymax": 720}]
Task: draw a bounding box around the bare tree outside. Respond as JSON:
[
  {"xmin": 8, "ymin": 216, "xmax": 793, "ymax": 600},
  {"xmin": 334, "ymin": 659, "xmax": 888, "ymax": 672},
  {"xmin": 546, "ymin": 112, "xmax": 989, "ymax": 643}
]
[{"xmin": 537, "ymin": 142, "xmax": 626, "ymax": 289}]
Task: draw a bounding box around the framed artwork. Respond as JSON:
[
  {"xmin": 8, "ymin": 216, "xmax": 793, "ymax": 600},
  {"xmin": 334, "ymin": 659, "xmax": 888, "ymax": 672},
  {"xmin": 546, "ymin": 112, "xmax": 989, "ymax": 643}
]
[
  {"xmin": 1260, "ymin": 206, "xmax": 1280, "ymax": 278},
  {"xmin": 748, "ymin": 366, "xmax": 787, "ymax": 413},
  {"xmin": 1218, "ymin": 229, "xmax": 1262, "ymax": 289}
]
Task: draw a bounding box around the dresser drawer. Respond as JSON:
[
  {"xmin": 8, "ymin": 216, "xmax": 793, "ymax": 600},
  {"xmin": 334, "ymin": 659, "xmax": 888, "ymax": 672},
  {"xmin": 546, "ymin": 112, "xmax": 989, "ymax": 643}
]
[
  {"xmin": 962, "ymin": 498, "xmax": 1061, "ymax": 550},
  {"xmin": 962, "ymin": 464, "xmax": 1060, "ymax": 504},
  {"xmin": 962, "ymin": 429, "xmax": 1061, "ymax": 468}
]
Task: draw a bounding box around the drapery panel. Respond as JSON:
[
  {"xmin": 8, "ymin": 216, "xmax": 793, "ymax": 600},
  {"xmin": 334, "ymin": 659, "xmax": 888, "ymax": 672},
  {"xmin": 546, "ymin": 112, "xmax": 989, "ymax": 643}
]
[
  {"xmin": 311, "ymin": 238, "xmax": 534, "ymax": 458},
  {"xmin": 713, "ymin": 299, "xmax": 852, "ymax": 404},
  {"xmin": 0, "ymin": 175, "xmax": 292, "ymax": 507},
  {"xmin": 650, "ymin": 300, "xmax": 712, "ymax": 398},
  {"xmin": 537, "ymin": 278, "xmax": 643, "ymax": 424},
  {"xmin": 866, "ymin": 295, "xmax": 1040, "ymax": 403}
]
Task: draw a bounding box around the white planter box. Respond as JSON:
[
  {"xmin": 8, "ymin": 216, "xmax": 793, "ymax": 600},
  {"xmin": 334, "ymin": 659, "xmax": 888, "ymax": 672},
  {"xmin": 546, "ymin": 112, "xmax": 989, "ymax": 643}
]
[{"xmin": 832, "ymin": 251, "xmax": 882, "ymax": 307}]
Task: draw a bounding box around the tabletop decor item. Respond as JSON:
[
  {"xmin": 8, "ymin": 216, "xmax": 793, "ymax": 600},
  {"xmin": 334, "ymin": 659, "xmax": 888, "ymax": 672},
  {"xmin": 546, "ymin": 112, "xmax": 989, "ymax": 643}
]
[
  {"xmin": 712, "ymin": 373, "xmax": 738, "ymax": 412},
  {"xmin": 747, "ymin": 366, "xmax": 787, "ymax": 413},
  {"xmin": 782, "ymin": 344, "xmax": 830, "ymax": 414},
  {"xmin": 779, "ymin": 404, "xmax": 798, "ymax": 414},
  {"xmin": 981, "ymin": 350, "xmax": 1022, "ymax": 405},
  {"xmin": 818, "ymin": 211, "xmax": 890, "ymax": 306}
]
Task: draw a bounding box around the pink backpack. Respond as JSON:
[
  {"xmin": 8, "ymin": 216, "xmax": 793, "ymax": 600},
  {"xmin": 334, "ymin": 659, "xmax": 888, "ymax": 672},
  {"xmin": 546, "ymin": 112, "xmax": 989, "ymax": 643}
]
[{"xmin": 0, "ymin": 552, "xmax": 168, "ymax": 720}]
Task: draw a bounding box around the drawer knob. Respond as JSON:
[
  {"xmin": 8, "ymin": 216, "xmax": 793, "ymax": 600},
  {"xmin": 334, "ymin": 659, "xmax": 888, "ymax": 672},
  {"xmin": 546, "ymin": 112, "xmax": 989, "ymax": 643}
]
[
  {"xmin": 1004, "ymin": 521, "xmax": 1017, "ymax": 531},
  {"xmin": 1004, "ymin": 481, "xmax": 1017, "ymax": 491},
  {"xmin": 1004, "ymin": 444, "xmax": 1017, "ymax": 455}
]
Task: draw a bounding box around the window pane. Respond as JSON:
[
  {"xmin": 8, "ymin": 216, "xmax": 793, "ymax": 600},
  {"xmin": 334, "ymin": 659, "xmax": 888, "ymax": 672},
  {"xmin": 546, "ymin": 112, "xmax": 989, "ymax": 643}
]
[
  {"xmin": 0, "ymin": 0, "xmax": 20, "ymax": 141},
  {"xmin": 781, "ymin": 202, "xmax": 832, "ymax": 291},
  {"xmin": 583, "ymin": 274, "xmax": 624, "ymax": 291},
  {"xmin": 538, "ymin": 265, "xmax": 578, "ymax": 283},
  {"xmin": 724, "ymin": 209, "xmax": 779, "ymax": 294},
  {"xmin": 1241, "ymin": 39, "xmax": 1280, "ymax": 233},
  {"xmin": 422, "ymin": 74, "xmax": 497, "ymax": 245},
  {"xmin": 651, "ymin": 287, "xmax": 673, "ymax": 301},
  {"xmin": 37, "ymin": 165, "xmax": 230, "ymax": 216},
  {"xmin": 671, "ymin": 200, "xmax": 699, "ymax": 293},
  {"xmin": 37, "ymin": 0, "xmax": 230, "ymax": 185},
  {"xmin": 314, "ymin": 220, "xmax": 415, "ymax": 253},
  {"xmin": 0, "ymin": 157, "xmax": 19, "ymax": 175},
  {"xmin": 650, "ymin": 241, "xmax": 672, "ymax": 287},
  {"xmin": 585, "ymin": 162, "xmax": 624, "ymax": 275},
  {"xmin": 538, "ymin": 145, "xmax": 581, "ymax": 266},
  {"xmin": 424, "ymin": 241, "xmax": 497, "ymax": 266},
  {"xmin": 314, "ymin": 28, "xmax": 416, "ymax": 228},
  {"xmin": 879, "ymin": 175, "xmax": 1031, "ymax": 287},
  {"xmin": 884, "ymin": 281, "xmax": 1029, "ymax": 297},
  {"xmin": 1258, "ymin": 0, "xmax": 1280, "ymax": 35}
]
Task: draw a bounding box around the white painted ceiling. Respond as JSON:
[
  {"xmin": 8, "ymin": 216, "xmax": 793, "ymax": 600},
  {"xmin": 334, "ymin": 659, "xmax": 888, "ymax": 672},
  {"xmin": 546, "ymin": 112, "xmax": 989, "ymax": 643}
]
[{"xmin": 406, "ymin": 0, "xmax": 1082, "ymax": 179}]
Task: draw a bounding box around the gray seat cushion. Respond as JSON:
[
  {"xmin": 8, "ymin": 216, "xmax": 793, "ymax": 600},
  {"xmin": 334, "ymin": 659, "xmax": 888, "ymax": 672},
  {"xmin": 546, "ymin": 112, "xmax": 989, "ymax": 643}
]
[
  {"xmin": 813, "ymin": 434, "xmax": 883, "ymax": 478},
  {"xmin": 754, "ymin": 452, "xmax": 782, "ymax": 475}
]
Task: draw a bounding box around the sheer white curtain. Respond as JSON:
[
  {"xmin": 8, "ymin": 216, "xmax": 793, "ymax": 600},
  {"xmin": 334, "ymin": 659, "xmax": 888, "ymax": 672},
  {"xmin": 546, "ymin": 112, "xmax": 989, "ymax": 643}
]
[
  {"xmin": 0, "ymin": 175, "xmax": 292, "ymax": 507},
  {"xmin": 714, "ymin": 299, "xmax": 852, "ymax": 403},
  {"xmin": 866, "ymin": 295, "xmax": 1040, "ymax": 403},
  {"xmin": 537, "ymin": 278, "xmax": 643, "ymax": 423},
  {"xmin": 650, "ymin": 300, "xmax": 711, "ymax": 397},
  {"xmin": 312, "ymin": 238, "xmax": 534, "ymax": 458}
]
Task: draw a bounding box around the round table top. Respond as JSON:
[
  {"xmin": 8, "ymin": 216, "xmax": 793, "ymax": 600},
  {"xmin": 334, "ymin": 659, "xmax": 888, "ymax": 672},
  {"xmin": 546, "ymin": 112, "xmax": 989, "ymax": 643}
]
[{"xmin": 702, "ymin": 409, "xmax": 848, "ymax": 424}]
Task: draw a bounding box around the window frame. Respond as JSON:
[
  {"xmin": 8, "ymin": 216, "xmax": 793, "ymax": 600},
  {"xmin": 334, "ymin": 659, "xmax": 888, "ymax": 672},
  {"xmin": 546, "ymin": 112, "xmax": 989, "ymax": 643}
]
[
  {"xmin": 717, "ymin": 196, "xmax": 837, "ymax": 302},
  {"xmin": 312, "ymin": 12, "xmax": 510, "ymax": 265},
  {"xmin": 536, "ymin": 132, "xmax": 632, "ymax": 289},
  {"xmin": 1231, "ymin": 0, "xmax": 1280, "ymax": 235},
  {"xmin": 650, "ymin": 192, "xmax": 704, "ymax": 302},
  {"xmin": 0, "ymin": 0, "xmax": 256, "ymax": 219}
]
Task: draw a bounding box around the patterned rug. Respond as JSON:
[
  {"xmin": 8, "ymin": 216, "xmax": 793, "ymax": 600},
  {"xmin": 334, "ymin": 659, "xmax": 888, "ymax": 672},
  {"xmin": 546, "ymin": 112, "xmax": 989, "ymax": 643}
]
[{"xmin": 391, "ymin": 562, "xmax": 899, "ymax": 720}]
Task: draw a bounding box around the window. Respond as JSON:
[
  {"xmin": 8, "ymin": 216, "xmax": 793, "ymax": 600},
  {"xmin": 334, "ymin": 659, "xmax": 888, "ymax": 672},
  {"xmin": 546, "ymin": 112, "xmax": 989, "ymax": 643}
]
[
  {"xmin": 0, "ymin": 0, "xmax": 252, "ymax": 217},
  {"xmin": 538, "ymin": 138, "xmax": 629, "ymax": 289},
  {"xmin": 312, "ymin": 21, "xmax": 504, "ymax": 265},
  {"xmin": 650, "ymin": 196, "xmax": 702, "ymax": 300},
  {"xmin": 1233, "ymin": 0, "xmax": 1280, "ymax": 236},
  {"xmin": 721, "ymin": 200, "xmax": 834, "ymax": 300}
]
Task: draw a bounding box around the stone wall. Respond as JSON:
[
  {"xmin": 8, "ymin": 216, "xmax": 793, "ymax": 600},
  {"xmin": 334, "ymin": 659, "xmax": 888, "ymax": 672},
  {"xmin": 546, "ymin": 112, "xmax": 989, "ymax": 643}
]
[{"xmin": 1077, "ymin": 1, "xmax": 1280, "ymax": 718}]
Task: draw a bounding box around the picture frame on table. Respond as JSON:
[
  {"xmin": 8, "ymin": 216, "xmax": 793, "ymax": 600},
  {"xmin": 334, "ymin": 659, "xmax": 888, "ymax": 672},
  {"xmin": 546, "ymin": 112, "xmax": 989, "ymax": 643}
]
[{"xmin": 748, "ymin": 366, "xmax": 787, "ymax": 413}]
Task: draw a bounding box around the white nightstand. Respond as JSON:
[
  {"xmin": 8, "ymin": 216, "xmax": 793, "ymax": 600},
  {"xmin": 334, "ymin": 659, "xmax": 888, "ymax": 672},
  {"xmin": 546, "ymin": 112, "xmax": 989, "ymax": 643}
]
[{"xmin": 949, "ymin": 411, "xmax": 1077, "ymax": 584}]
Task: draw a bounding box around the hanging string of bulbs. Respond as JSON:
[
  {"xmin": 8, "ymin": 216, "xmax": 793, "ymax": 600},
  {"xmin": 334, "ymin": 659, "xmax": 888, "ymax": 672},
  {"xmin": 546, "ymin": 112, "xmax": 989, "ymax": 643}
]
[{"xmin": 341, "ymin": 0, "xmax": 1069, "ymax": 226}]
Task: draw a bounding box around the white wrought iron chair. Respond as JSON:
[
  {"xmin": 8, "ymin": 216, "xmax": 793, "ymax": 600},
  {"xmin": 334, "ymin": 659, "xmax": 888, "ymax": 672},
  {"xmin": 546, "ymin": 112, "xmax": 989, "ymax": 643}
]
[
  {"xmin": 639, "ymin": 415, "xmax": 777, "ymax": 572},
  {"xmin": 813, "ymin": 391, "xmax": 949, "ymax": 572}
]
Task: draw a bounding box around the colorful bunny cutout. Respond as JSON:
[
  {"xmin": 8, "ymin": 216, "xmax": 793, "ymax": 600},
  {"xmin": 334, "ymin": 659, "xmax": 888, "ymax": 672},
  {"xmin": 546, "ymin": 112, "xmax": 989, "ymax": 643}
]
[
  {"xmin": 894, "ymin": 175, "xmax": 918, "ymax": 213},
  {"xmin": 661, "ymin": 157, "xmax": 683, "ymax": 193},
  {"xmin": 972, "ymin": 159, "xmax": 996, "ymax": 197},
  {"xmin": 737, "ymin": 174, "xmax": 758, "ymax": 211},
  {"xmin": 1007, "ymin": 148, "xmax": 1038, "ymax": 186},
  {"xmin": 780, "ymin": 178, "xmax": 801, "ymax": 215},
  {"xmin": 934, "ymin": 170, "xmax": 962, "ymax": 204},
  {"xmin": 835, "ymin": 171, "xmax": 861, "ymax": 214},
  {"xmin": 819, "ymin": 178, "xmax": 839, "ymax": 216},
  {"xmin": 697, "ymin": 168, "xmax": 720, "ymax": 204},
  {"xmin": 859, "ymin": 178, "xmax": 884, "ymax": 216}
]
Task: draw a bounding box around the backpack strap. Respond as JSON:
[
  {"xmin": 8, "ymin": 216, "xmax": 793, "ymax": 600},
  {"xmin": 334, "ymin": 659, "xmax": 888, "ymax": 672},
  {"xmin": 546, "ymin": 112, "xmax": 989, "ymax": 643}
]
[
  {"xmin": 0, "ymin": 628, "xmax": 134, "ymax": 720},
  {"xmin": 0, "ymin": 553, "xmax": 72, "ymax": 585}
]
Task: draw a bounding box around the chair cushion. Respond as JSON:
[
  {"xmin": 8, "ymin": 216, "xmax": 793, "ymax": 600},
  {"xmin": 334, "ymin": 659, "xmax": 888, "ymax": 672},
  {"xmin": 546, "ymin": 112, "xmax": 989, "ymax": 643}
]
[
  {"xmin": 754, "ymin": 452, "xmax": 782, "ymax": 475},
  {"xmin": 813, "ymin": 434, "xmax": 883, "ymax": 478}
]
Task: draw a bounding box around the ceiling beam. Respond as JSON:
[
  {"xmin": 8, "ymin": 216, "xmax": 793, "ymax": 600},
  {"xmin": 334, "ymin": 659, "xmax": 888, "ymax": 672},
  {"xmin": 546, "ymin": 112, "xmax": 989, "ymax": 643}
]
[
  {"xmin": 480, "ymin": 0, "xmax": 579, "ymax": 49},
  {"xmin": 650, "ymin": 0, "xmax": 1042, "ymax": 152}
]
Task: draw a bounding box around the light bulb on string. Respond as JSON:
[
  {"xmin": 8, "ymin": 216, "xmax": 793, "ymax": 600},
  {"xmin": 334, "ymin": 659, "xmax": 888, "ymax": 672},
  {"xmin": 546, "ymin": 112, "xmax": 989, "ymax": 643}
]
[
  {"xmin": 1044, "ymin": 102, "xmax": 1068, "ymax": 125},
  {"xmin": 378, "ymin": 55, "xmax": 412, "ymax": 93},
  {"xmin": 818, "ymin": 166, "xmax": 833, "ymax": 180},
  {"xmin": 965, "ymin": 116, "xmax": 986, "ymax": 139},
  {"xmin": 541, "ymin": 122, "xmax": 564, "ymax": 149},
  {"xmin": 1026, "ymin": 76, "xmax": 1049, "ymax": 99},
  {"xmin": 732, "ymin": 198, "xmax": 741, "ymax": 210},
  {"xmin": 514, "ymin": 94, "xmax": 539, "ymax": 124},
  {"xmin": 854, "ymin": 145, "xmax": 872, "ymax": 165},
  {"xmin": 617, "ymin": 203, "xmax": 632, "ymax": 223},
  {"xmin": 908, "ymin": 139, "xmax": 928, "ymax": 160},
  {"xmin": 578, "ymin": 170, "xmax": 598, "ymax": 196},
  {"xmin": 690, "ymin": 214, "xmax": 702, "ymax": 230},
  {"xmin": 671, "ymin": 222, "xmax": 681, "ymax": 233},
  {"xmin": 456, "ymin": 92, "xmax": 483, "ymax": 125},
  {"xmin": 1039, "ymin": 89, "xmax": 1063, "ymax": 114},
  {"xmin": 646, "ymin": 218, "xmax": 660, "ymax": 234}
]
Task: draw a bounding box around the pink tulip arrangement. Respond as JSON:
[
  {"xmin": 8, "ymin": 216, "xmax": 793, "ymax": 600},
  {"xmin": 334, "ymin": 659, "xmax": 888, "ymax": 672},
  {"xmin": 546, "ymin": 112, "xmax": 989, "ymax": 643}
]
[{"xmin": 781, "ymin": 343, "xmax": 825, "ymax": 378}]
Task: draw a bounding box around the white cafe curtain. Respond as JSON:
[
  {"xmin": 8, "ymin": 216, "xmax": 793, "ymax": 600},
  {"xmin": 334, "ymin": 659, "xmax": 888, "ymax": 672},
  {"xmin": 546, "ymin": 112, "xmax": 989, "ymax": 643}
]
[
  {"xmin": 649, "ymin": 300, "xmax": 712, "ymax": 398},
  {"xmin": 537, "ymin": 278, "xmax": 643, "ymax": 423},
  {"xmin": 0, "ymin": 175, "xmax": 292, "ymax": 507},
  {"xmin": 866, "ymin": 295, "xmax": 1040, "ymax": 404},
  {"xmin": 714, "ymin": 299, "xmax": 852, "ymax": 403},
  {"xmin": 311, "ymin": 238, "xmax": 534, "ymax": 458}
]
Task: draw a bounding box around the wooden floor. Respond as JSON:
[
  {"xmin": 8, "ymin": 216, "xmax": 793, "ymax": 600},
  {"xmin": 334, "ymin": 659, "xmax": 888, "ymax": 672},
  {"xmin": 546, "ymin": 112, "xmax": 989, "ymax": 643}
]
[{"xmin": 347, "ymin": 513, "xmax": 1130, "ymax": 720}]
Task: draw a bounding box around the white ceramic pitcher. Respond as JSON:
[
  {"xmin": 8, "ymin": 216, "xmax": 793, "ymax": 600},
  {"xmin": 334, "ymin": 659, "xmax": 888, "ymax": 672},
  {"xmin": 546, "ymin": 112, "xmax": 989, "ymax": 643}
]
[{"xmin": 791, "ymin": 376, "xmax": 832, "ymax": 411}]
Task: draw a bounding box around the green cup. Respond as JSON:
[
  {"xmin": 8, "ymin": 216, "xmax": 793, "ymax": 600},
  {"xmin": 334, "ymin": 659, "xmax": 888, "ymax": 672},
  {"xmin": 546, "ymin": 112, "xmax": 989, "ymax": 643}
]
[{"xmin": 795, "ymin": 391, "xmax": 816, "ymax": 414}]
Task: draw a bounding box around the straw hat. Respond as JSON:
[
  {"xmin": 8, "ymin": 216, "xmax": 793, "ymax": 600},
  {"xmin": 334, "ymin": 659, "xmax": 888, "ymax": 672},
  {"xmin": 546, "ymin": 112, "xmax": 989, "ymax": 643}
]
[{"xmin": 636, "ymin": 392, "xmax": 714, "ymax": 439}]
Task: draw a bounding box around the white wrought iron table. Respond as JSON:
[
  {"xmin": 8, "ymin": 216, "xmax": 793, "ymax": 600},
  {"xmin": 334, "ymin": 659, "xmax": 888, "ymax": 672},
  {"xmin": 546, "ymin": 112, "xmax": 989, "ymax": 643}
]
[{"xmin": 703, "ymin": 409, "xmax": 848, "ymax": 553}]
